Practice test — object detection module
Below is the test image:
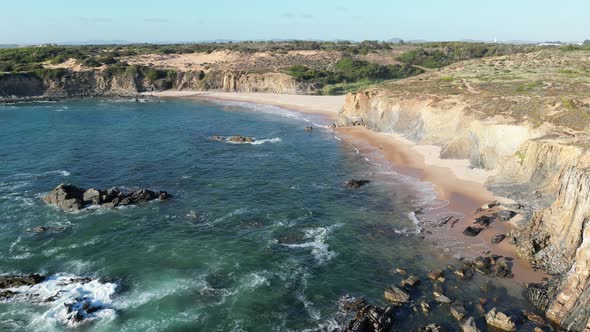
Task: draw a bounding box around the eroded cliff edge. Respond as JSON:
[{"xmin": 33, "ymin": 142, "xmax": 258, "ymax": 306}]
[
  {"xmin": 0, "ymin": 69, "xmax": 313, "ymax": 102},
  {"xmin": 338, "ymin": 50, "xmax": 590, "ymax": 331}
]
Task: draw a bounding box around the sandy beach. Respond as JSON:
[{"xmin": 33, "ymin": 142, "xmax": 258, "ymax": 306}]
[{"xmin": 152, "ymin": 90, "xmax": 545, "ymax": 283}]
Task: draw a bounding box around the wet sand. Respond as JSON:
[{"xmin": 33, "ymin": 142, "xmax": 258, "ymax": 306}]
[{"xmin": 336, "ymin": 127, "xmax": 546, "ymax": 283}]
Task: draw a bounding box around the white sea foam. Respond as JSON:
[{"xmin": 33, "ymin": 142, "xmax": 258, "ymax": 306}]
[
  {"xmin": 407, "ymin": 211, "xmax": 424, "ymax": 234},
  {"xmin": 281, "ymin": 225, "xmax": 339, "ymax": 264},
  {"xmin": 3, "ymin": 274, "xmax": 117, "ymax": 329},
  {"xmin": 241, "ymin": 271, "xmax": 270, "ymax": 290},
  {"xmin": 251, "ymin": 137, "xmax": 282, "ymax": 145}
]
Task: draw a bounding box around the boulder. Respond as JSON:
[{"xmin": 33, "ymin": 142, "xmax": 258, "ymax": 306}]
[
  {"xmin": 450, "ymin": 302, "xmax": 467, "ymax": 321},
  {"xmin": 227, "ymin": 135, "xmax": 254, "ymax": 143},
  {"xmin": 43, "ymin": 184, "xmax": 169, "ymax": 212},
  {"xmin": 461, "ymin": 317, "xmax": 481, "ymax": 332},
  {"xmin": 129, "ymin": 189, "xmax": 157, "ymax": 202},
  {"xmin": 401, "ymin": 275, "xmax": 420, "ymax": 288},
  {"xmin": 384, "ymin": 286, "xmax": 410, "ymax": 305},
  {"xmin": 0, "ymin": 274, "xmax": 46, "ymax": 288},
  {"xmin": 342, "ymin": 298, "xmax": 395, "ymax": 332},
  {"xmin": 82, "ymin": 188, "xmax": 103, "ymax": 205},
  {"xmin": 474, "ymin": 215, "xmax": 494, "ymax": 227},
  {"xmin": 418, "ymin": 324, "xmax": 444, "ymax": 332},
  {"xmin": 495, "ymin": 210, "xmax": 517, "ymax": 221},
  {"xmin": 463, "ymin": 226, "xmax": 484, "ymax": 237},
  {"xmin": 346, "ymin": 179, "xmax": 371, "ymax": 189},
  {"xmin": 523, "ymin": 310, "xmax": 545, "ymax": 325},
  {"xmin": 485, "ymin": 308, "xmax": 516, "ymax": 331},
  {"xmin": 491, "ymin": 234, "xmax": 507, "ymax": 244},
  {"xmin": 42, "ymin": 183, "xmax": 85, "ymax": 212},
  {"xmin": 427, "ymin": 269, "xmax": 443, "ymax": 280},
  {"xmin": 435, "ymin": 294, "xmax": 452, "ymax": 304}
]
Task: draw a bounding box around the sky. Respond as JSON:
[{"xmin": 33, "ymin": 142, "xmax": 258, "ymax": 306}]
[{"xmin": 2, "ymin": 0, "xmax": 589, "ymax": 44}]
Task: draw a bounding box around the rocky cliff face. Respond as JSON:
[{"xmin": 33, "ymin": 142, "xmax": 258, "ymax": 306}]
[
  {"xmin": 338, "ymin": 90, "xmax": 590, "ymax": 331},
  {"xmin": 0, "ymin": 69, "xmax": 314, "ymax": 102}
]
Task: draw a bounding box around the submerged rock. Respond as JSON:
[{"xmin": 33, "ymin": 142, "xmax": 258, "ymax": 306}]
[
  {"xmin": 485, "ymin": 307, "xmax": 516, "ymax": 331},
  {"xmin": 427, "ymin": 269, "xmax": 443, "ymax": 280},
  {"xmin": 450, "ymin": 302, "xmax": 467, "ymax": 321},
  {"xmin": 43, "ymin": 183, "xmax": 169, "ymax": 212},
  {"xmin": 461, "ymin": 317, "xmax": 482, "ymax": 332},
  {"xmin": 346, "ymin": 179, "xmax": 371, "ymax": 189}
]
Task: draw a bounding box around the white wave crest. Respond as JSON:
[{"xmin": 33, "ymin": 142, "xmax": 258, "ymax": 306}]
[
  {"xmin": 251, "ymin": 137, "xmax": 282, "ymax": 145},
  {"xmin": 3, "ymin": 274, "xmax": 117, "ymax": 329},
  {"xmin": 280, "ymin": 226, "xmax": 338, "ymax": 264}
]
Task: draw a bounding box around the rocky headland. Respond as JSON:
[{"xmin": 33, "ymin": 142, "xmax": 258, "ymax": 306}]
[{"xmin": 337, "ymin": 49, "xmax": 590, "ymax": 331}]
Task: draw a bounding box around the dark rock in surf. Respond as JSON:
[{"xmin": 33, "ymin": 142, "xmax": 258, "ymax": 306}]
[
  {"xmin": 450, "ymin": 302, "xmax": 467, "ymax": 321},
  {"xmin": 346, "ymin": 179, "xmax": 371, "ymax": 189},
  {"xmin": 227, "ymin": 135, "xmax": 254, "ymax": 143},
  {"xmin": 0, "ymin": 274, "xmax": 46, "ymax": 289},
  {"xmin": 43, "ymin": 184, "xmax": 169, "ymax": 212},
  {"xmin": 342, "ymin": 297, "xmax": 395, "ymax": 332},
  {"xmin": 418, "ymin": 324, "xmax": 445, "ymax": 332},
  {"xmin": 42, "ymin": 184, "xmax": 85, "ymax": 212},
  {"xmin": 463, "ymin": 226, "xmax": 484, "ymax": 237},
  {"xmin": 384, "ymin": 286, "xmax": 410, "ymax": 305},
  {"xmin": 401, "ymin": 275, "xmax": 421, "ymax": 288},
  {"xmin": 305, "ymin": 126, "xmax": 313, "ymax": 132},
  {"xmin": 0, "ymin": 290, "xmax": 16, "ymax": 300}
]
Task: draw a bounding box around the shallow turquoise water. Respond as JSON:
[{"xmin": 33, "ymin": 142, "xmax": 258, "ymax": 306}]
[{"xmin": 0, "ymin": 99, "xmax": 538, "ymax": 331}]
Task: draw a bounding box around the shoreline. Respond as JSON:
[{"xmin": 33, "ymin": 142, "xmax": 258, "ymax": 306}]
[{"xmin": 150, "ymin": 90, "xmax": 545, "ymax": 283}]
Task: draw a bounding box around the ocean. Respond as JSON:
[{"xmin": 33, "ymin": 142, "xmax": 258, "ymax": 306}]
[{"xmin": 0, "ymin": 99, "xmax": 537, "ymax": 331}]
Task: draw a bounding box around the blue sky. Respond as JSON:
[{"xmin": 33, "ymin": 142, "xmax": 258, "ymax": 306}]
[{"xmin": 2, "ymin": 0, "xmax": 589, "ymax": 44}]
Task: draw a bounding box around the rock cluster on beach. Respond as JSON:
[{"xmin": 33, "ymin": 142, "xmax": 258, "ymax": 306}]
[
  {"xmin": 43, "ymin": 183, "xmax": 169, "ymax": 212},
  {"xmin": 337, "ymin": 258, "xmax": 549, "ymax": 331}
]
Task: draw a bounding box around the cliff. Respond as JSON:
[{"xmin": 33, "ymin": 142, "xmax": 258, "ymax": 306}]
[
  {"xmin": 0, "ymin": 69, "xmax": 314, "ymax": 102},
  {"xmin": 338, "ymin": 49, "xmax": 590, "ymax": 331}
]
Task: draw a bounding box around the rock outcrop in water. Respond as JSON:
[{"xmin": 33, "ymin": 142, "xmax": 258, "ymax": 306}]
[
  {"xmin": 337, "ymin": 84, "xmax": 590, "ymax": 330},
  {"xmin": 346, "ymin": 179, "xmax": 371, "ymax": 189},
  {"xmin": 43, "ymin": 183, "xmax": 169, "ymax": 212}
]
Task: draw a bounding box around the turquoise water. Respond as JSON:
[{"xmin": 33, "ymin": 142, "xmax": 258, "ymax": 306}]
[{"xmin": 0, "ymin": 99, "xmax": 538, "ymax": 331}]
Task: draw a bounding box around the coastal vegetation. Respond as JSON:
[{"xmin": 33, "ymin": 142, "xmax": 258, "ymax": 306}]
[
  {"xmin": 395, "ymin": 42, "xmax": 541, "ymax": 68},
  {"xmin": 286, "ymin": 58, "xmax": 424, "ymax": 94}
]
